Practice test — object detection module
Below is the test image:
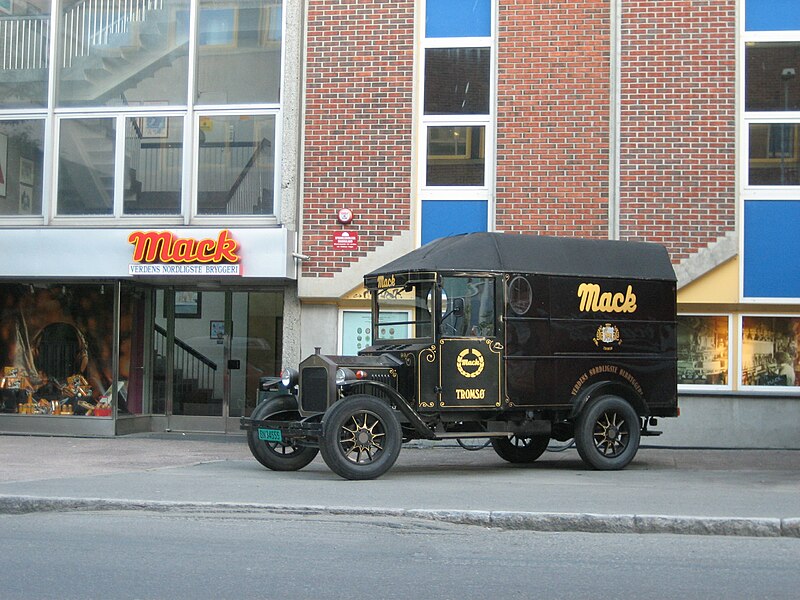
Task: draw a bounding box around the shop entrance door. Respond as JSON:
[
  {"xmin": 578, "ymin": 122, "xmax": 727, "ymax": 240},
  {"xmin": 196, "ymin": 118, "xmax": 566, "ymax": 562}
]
[{"xmin": 154, "ymin": 289, "xmax": 282, "ymax": 433}]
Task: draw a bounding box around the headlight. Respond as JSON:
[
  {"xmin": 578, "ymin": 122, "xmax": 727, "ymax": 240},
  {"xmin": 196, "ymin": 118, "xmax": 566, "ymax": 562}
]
[
  {"xmin": 335, "ymin": 368, "xmax": 355, "ymax": 385},
  {"xmin": 280, "ymin": 367, "xmax": 299, "ymax": 387}
]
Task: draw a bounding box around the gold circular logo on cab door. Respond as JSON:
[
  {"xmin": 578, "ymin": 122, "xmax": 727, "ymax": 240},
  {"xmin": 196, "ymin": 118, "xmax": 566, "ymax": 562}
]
[{"xmin": 457, "ymin": 348, "xmax": 485, "ymax": 378}]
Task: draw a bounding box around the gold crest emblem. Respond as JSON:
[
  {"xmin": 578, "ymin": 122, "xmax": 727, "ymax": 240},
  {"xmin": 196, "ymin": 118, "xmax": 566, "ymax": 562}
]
[
  {"xmin": 456, "ymin": 348, "xmax": 485, "ymax": 378},
  {"xmin": 593, "ymin": 324, "xmax": 621, "ymax": 350}
]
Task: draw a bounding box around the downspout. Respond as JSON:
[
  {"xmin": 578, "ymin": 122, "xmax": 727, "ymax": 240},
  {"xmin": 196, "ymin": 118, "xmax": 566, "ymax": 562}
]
[{"xmin": 608, "ymin": 0, "xmax": 622, "ymax": 240}]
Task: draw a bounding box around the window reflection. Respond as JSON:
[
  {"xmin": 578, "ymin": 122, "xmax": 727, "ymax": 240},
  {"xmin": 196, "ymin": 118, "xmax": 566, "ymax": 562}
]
[
  {"xmin": 57, "ymin": 0, "xmax": 190, "ymax": 107},
  {"xmin": 195, "ymin": 0, "xmax": 282, "ymax": 105},
  {"xmin": 748, "ymin": 123, "xmax": 800, "ymax": 185},
  {"xmin": 424, "ymin": 48, "xmax": 490, "ymax": 115},
  {"xmin": 426, "ymin": 126, "xmax": 485, "ymax": 186},
  {"xmin": 745, "ymin": 43, "xmax": 800, "ymax": 111},
  {"xmin": 57, "ymin": 118, "xmax": 115, "ymax": 215},
  {"xmin": 0, "ymin": 2, "xmax": 50, "ymax": 107}
]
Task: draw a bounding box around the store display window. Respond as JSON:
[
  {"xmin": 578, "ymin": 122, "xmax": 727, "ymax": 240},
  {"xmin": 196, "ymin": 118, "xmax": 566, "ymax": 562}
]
[
  {"xmin": 677, "ymin": 315, "xmax": 731, "ymax": 388},
  {"xmin": 0, "ymin": 283, "xmax": 115, "ymax": 416},
  {"xmin": 741, "ymin": 316, "xmax": 800, "ymax": 387}
]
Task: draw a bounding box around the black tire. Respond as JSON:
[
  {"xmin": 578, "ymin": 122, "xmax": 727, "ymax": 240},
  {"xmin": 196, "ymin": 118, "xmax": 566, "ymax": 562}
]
[
  {"xmin": 491, "ymin": 435, "xmax": 550, "ymax": 463},
  {"xmin": 247, "ymin": 396, "xmax": 319, "ymax": 471},
  {"xmin": 319, "ymin": 395, "xmax": 402, "ymax": 480},
  {"xmin": 575, "ymin": 395, "xmax": 641, "ymax": 470}
]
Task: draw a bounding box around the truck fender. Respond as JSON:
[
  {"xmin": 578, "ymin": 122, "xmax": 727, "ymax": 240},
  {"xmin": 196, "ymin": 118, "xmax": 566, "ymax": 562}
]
[
  {"xmin": 340, "ymin": 380, "xmax": 437, "ymax": 440},
  {"xmin": 570, "ymin": 380, "xmax": 648, "ymax": 421}
]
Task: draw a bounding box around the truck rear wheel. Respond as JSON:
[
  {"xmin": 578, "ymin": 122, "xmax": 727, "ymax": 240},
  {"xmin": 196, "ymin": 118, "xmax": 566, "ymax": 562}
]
[
  {"xmin": 320, "ymin": 395, "xmax": 402, "ymax": 480},
  {"xmin": 491, "ymin": 435, "xmax": 550, "ymax": 463},
  {"xmin": 575, "ymin": 395, "xmax": 640, "ymax": 470},
  {"xmin": 247, "ymin": 396, "xmax": 319, "ymax": 471}
]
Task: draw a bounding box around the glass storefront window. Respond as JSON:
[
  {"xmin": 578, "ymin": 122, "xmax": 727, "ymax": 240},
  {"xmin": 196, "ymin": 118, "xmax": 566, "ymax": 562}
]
[
  {"xmin": 0, "ymin": 283, "xmax": 114, "ymax": 416},
  {"xmin": 196, "ymin": 114, "xmax": 275, "ymax": 215},
  {"xmin": 748, "ymin": 123, "xmax": 800, "ymax": 185},
  {"xmin": 426, "ymin": 125, "xmax": 485, "ymax": 186},
  {"xmin": 0, "ymin": 119, "xmax": 45, "ymax": 215},
  {"xmin": 57, "ymin": 0, "xmax": 190, "ymax": 107},
  {"xmin": 57, "ymin": 117, "xmax": 116, "ymax": 215},
  {"xmin": 124, "ymin": 116, "xmax": 183, "ymax": 215},
  {"xmin": 195, "ymin": 0, "xmax": 282, "ymax": 105},
  {"xmin": 0, "ymin": 2, "xmax": 50, "ymax": 107},
  {"xmin": 741, "ymin": 316, "xmax": 800, "ymax": 387},
  {"xmin": 677, "ymin": 315, "xmax": 730, "ymax": 387},
  {"xmin": 424, "ymin": 48, "xmax": 490, "ymax": 115}
]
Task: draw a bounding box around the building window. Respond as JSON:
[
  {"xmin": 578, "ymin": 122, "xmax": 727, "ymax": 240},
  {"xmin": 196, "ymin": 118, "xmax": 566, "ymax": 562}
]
[
  {"xmin": 419, "ymin": 0, "xmax": 494, "ymax": 244},
  {"xmin": 196, "ymin": 113, "xmax": 275, "ymax": 216},
  {"xmin": 424, "ymin": 48, "xmax": 490, "ymax": 115},
  {"xmin": 677, "ymin": 315, "xmax": 731, "ymax": 388},
  {"xmin": 124, "ymin": 116, "xmax": 184, "ymax": 215},
  {"xmin": 741, "ymin": 315, "xmax": 800, "ymax": 387},
  {"xmin": 57, "ymin": 117, "xmax": 116, "ymax": 215},
  {"xmin": 742, "ymin": 3, "xmax": 800, "ymax": 301},
  {"xmin": 0, "ymin": 119, "xmax": 45, "ymax": 216},
  {"xmin": 57, "ymin": 0, "xmax": 191, "ymax": 108},
  {"xmin": 0, "ymin": 1, "xmax": 50, "ymax": 108},
  {"xmin": 195, "ymin": 0, "xmax": 282, "ymax": 105},
  {"xmin": 0, "ymin": 0, "xmax": 283, "ymax": 223},
  {"xmin": 426, "ymin": 125, "xmax": 485, "ymax": 186}
]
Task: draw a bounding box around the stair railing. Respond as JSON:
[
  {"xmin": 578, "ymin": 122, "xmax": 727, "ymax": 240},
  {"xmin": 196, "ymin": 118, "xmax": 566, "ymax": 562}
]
[
  {"xmin": 0, "ymin": 15, "xmax": 49, "ymax": 71},
  {"xmin": 61, "ymin": 0, "xmax": 165, "ymax": 68},
  {"xmin": 153, "ymin": 323, "xmax": 218, "ymax": 400}
]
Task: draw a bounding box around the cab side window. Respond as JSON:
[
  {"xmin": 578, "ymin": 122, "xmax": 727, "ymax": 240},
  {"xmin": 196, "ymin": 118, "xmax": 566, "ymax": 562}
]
[{"xmin": 441, "ymin": 276, "xmax": 496, "ymax": 337}]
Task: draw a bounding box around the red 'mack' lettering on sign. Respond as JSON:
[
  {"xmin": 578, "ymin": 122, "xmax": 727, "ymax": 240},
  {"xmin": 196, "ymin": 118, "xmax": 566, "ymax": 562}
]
[{"xmin": 128, "ymin": 230, "xmax": 240, "ymax": 264}]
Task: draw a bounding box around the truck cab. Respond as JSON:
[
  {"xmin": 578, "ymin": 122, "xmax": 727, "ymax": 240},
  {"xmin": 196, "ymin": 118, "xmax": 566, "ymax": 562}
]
[{"xmin": 241, "ymin": 233, "xmax": 678, "ymax": 479}]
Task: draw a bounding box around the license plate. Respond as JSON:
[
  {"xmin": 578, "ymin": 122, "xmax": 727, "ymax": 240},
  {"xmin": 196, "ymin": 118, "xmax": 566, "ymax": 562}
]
[{"xmin": 258, "ymin": 428, "xmax": 283, "ymax": 443}]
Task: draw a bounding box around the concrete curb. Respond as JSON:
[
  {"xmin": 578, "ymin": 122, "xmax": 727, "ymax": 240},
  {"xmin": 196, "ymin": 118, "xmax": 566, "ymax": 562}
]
[{"xmin": 1, "ymin": 495, "xmax": 798, "ymax": 538}]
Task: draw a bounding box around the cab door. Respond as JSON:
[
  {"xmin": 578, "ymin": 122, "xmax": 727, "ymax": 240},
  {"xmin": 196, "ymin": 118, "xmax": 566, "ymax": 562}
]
[{"xmin": 436, "ymin": 275, "xmax": 503, "ymax": 409}]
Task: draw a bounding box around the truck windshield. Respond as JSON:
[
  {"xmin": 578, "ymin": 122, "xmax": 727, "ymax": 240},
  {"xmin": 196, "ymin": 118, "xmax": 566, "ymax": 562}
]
[{"xmin": 374, "ymin": 280, "xmax": 434, "ymax": 341}]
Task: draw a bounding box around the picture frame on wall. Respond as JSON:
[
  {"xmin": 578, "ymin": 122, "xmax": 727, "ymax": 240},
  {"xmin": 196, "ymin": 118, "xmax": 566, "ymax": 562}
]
[
  {"xmin": 19, "ymin": 157, "xmax": 34, "ymax": 185},
  {"xmin": 173, "ymin": 291, "xmax": 201, "ymax": 318},
  {"xmin": 18, "ymin": 184, "xmax": 32, "ymax": 214},
  {"xmin": 210, "ymin": 320, "xmax": 224, "ymax": 342},
  {"xmin": 141, "ymin": 116, "xmax": 169, "ymax": 139}
]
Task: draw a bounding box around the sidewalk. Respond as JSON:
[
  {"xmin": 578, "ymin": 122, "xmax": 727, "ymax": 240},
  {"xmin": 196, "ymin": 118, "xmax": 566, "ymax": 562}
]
[{"xmin": 1, "ymin": 433, "xmax": 799, "ymax": 537}]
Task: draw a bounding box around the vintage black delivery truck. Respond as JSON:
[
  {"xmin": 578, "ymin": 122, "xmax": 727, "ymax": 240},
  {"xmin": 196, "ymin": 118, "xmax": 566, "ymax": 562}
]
[{"xmin": 241, "ymin": 232, "xmax": 678, "ymax": 479}]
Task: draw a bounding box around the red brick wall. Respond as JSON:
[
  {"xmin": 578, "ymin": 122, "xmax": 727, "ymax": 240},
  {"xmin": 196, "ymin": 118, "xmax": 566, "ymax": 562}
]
[
  {"xmin": 302, "ymin": 0, "xmax": 414, "ymax": 278},
  {"xmin": 495, "ymin": 1, "xmax": 611, "ymax": 238},
  {"xmin": 618, "ymin": 0, "xmax": 736, "ymax": 261}
]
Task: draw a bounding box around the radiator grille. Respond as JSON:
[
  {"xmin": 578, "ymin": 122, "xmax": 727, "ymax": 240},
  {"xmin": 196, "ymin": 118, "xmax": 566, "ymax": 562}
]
[{"xmin": 300, "ymin": 366, "xmax": 329, "ymax": 413}]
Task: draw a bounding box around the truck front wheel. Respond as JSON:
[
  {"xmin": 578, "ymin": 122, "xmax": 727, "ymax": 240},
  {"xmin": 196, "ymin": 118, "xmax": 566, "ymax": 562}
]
[
  {"xmin": 491, "ymin": 435, "xmax": 550, "ymax": 463},
  {"xmin": 247, "ymin": 396, "xmax": 319, "ymax": 471},
  {"xmin": 575, "ymin": 395, "xmax": 641, "ymax": 470},
  {"xmin": 320, "ymin": 395, "xmax": 402, "ymax": 480}
]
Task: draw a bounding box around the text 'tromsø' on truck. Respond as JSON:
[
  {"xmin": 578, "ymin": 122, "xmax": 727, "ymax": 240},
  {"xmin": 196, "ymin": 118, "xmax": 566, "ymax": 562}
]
[{"xmin": 241, "ymin": 232, "xmax": 679, "ymax": 480}]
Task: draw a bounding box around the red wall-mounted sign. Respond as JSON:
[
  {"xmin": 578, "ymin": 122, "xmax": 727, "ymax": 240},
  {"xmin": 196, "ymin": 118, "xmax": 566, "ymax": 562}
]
[{"xmin": 333, "ymin": 230, "xmax": 359, "ymax": 250}]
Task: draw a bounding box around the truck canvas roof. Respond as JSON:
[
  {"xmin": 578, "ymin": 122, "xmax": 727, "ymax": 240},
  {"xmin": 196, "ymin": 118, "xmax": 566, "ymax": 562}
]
[{"xmin": 366, "ymin": 232, "xmax": 676, "ymax": 282}]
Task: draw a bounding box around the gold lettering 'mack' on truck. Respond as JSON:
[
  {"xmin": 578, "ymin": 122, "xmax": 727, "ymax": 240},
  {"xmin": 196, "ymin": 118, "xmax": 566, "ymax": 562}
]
[{"xmin": 241, "ymin": 233, "xmax": 678, "ymax": 479}]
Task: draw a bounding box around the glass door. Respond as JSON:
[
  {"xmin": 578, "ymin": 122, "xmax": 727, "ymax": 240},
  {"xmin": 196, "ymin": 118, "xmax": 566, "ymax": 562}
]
[
  {"xmin": 168, "ymin": 290, "xmax": 226, "ymax": 432},
  {"xmin": 153, "ymin": 289, "xmax": 284, "ymax": 433}
]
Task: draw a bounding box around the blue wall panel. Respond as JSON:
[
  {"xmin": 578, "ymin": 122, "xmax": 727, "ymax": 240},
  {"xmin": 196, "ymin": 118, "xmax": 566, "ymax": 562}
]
[
  {"xmin": 421, "ymin": 200, "xmax": 487, "ymax": 245},
  {"xmin": 426, "ymin": 0, "xmax": 491, "ymax": 37},
  {"xmin": 746, "ymin": 0, "xmax": 800, "ymax": 31},
  {"xmin": 744, "ymin": 200, "xmax": 800, "ymax": 298}
]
